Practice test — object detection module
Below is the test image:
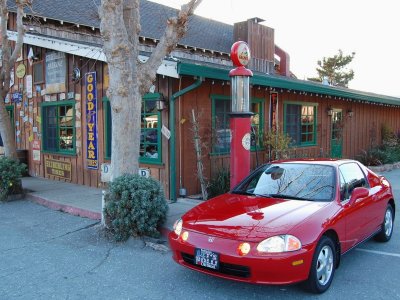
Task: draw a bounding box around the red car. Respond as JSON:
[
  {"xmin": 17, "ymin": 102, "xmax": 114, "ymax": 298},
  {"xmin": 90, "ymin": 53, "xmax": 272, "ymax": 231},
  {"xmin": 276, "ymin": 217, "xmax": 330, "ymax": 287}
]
[{"xmin": 168, "ymin": 159, "xmax": 395, "ymax": 293}]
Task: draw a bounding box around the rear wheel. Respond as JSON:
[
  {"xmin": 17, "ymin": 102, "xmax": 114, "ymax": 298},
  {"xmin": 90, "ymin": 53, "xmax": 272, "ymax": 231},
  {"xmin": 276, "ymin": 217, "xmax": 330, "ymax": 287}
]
[
  {"xmin": 305, "ymin": 236, "xmax": 336, "ymax": 294},
  {"xmin": 375, "ymin": 204, "xmax": 394, "ymax": 242}
]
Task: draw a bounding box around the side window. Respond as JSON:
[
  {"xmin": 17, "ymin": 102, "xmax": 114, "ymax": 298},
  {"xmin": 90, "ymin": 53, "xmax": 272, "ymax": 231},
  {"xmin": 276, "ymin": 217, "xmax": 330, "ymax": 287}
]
[
  {"xmin": 41, "ymin": 101, "xmax": 76, "ymax": 154},
  {"xmin": 339, "ymin": 163, "xmax": 369, "ymax": 200},
  {"xmin": 339, "ymin": 170, "xmax": 347, "ymax": 201}
]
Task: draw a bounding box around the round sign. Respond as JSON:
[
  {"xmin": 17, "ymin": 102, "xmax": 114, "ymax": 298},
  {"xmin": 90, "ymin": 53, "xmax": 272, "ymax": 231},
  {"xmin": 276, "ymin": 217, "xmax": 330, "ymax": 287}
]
[
  {"xmin": 231, "ymin": 41, "xmax": 251, "ymax": 67},
  {"xmin": 16, "ymin": 64, "xmax": 26, "ymax": 79},
  {"xmin": 242, "ymin": 133, "xmax": 251, "ymax": 151}
]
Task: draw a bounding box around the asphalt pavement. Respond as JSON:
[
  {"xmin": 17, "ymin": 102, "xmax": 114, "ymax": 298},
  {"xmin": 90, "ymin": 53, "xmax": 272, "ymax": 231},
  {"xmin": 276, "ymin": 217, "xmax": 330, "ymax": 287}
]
[{"xmin": 0, "ymin": 171, "xmax": 399, "ymax": 299}]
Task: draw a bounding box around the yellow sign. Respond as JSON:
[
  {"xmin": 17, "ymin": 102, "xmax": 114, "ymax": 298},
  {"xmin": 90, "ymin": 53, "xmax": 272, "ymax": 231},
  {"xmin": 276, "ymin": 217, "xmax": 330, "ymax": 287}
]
[
  {"xmin": 44, "ymin": 158, "xmax": 72, "ymax": 180},
  {"xmin": 16, "ymin": 64, "xmax": 26, "ymax": 79}
]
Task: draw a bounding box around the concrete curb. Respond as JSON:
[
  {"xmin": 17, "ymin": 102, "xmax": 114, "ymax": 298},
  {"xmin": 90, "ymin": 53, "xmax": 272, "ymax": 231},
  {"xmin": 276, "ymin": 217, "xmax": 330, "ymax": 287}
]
[
  {"xmin": 25, "ymin": 193, "xmax": 102, "ymax": 220},
  {"xmin": 368, "ymin": 162, "xmax": 400, "ymax": 173},
  {"xmin": 25, "ymin": 192, "xmax": 172, "ymax": 238}
]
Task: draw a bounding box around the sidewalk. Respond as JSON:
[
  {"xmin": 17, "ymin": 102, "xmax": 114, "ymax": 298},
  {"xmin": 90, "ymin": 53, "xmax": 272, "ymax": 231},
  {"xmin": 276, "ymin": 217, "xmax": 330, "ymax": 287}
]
[
  {"xmin": 21, "ymin": 176, "xmax": 202, "ymax": 236},
  {"xmin": 20, "ymin": 167, "xmax": 400, "ymax": 237}
]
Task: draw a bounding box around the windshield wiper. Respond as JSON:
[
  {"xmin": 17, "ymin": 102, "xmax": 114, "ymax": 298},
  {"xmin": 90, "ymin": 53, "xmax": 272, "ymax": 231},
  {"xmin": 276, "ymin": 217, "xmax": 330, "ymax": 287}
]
[{"xmin": 264, "ymin": 193, "xmax": 311, "ymax": 201}]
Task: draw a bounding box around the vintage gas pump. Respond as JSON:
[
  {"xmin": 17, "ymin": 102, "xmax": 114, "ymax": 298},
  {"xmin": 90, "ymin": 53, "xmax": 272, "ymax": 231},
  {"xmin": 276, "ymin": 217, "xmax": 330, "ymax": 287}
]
[{"xmin": 229, "ymin": 41, "xmax": 253, "ymax": 189}]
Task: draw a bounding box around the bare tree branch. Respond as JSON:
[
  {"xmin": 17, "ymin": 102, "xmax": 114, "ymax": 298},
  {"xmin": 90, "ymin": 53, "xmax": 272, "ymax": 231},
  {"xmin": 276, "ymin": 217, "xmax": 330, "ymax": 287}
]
[{"xmin": 138, "ymin": 0, "xmax": 202, "ymax": 95}]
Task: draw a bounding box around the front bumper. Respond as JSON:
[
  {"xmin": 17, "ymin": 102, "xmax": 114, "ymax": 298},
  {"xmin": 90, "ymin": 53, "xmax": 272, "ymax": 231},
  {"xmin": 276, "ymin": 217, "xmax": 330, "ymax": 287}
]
[{"xmin": 168, "ymin": 230, "xmax": 315, "ymax": 285}]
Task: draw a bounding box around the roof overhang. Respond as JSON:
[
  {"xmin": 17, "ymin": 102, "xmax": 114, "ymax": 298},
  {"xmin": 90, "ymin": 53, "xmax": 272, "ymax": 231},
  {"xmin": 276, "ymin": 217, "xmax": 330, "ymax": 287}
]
[
  {"xmin": 7, "ymin": 31, "xmax": 179, "ymax": 78},
  {"xmin": 178, "ymin": 61, "xmax": 400, "ymax": 107}
]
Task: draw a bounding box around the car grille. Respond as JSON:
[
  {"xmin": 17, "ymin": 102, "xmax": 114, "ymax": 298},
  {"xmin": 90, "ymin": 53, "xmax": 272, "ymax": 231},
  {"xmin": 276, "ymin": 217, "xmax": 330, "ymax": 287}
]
[{"xmin": 181, "ymin": 252, "xmax": 251, "ymax": 278}]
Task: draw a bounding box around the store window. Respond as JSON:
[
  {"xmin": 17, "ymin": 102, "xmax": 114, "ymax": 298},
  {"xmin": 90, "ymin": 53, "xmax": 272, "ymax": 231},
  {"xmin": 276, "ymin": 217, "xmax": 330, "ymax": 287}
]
[
  {"xmin": 41, "ymin": 100, "xmax": 75, "ymax": 154},
  {"xmin": 211, "ymin": 95, "xmax": 264, "ymax": 154},
  {"xmin": 284, "ymin": 102, "xmax": 317, "ymax": 146},
  {"xmin": 104, "ymin": 93, "xmax": 162, "ymax": 164}
]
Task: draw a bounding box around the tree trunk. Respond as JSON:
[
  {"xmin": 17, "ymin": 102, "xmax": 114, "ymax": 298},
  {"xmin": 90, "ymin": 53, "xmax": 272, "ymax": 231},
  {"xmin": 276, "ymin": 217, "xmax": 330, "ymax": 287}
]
[
  {"xmin": 99, "ymin": 0, "xmax": 201, "ymax": 180},
  {"xmin": 0, "ymin": 0, "xmax": 29, "ymax": 159},
  {"xmin": 0, "ymin": 101, "xmax": 17, "ymax": 158}
]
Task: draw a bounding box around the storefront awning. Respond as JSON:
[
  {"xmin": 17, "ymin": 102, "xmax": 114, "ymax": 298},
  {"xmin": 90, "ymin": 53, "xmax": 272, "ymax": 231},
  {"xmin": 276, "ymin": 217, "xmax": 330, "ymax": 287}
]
[
  {"xmin": 8, "ymin": 31, "xmax": 179, "ymax": 79},
  {"xmin": 178, "ymin": 61, "xmax": 400, "ymax": 107}
]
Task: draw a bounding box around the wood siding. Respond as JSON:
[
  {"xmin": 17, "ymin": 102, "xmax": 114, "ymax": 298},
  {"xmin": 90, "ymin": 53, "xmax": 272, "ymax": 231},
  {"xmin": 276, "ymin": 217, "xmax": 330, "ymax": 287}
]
[{"xmin": 178, "ymin": 79, "xmax": 400, "ymax": 196}]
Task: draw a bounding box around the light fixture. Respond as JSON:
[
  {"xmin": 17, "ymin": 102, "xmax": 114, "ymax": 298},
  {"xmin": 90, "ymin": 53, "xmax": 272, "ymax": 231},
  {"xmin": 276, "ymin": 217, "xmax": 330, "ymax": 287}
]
[
  {"xmin": 156, "ymin": 94, "xmax": 167, "ymax": 111},
  {"xmin": 347, "ymin": 109, "xmax": 353, "ymax": 118},
  {"xmin": 327, "ymin": 107, "xmax": 333, "ymax": 116}
]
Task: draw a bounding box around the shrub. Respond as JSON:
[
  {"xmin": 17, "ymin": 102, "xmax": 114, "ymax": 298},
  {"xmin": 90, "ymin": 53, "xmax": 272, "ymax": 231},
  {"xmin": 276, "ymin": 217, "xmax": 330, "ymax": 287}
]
[
  {"xmin": 0, "ymin": 157, "xmax": 27, "ymax": 201},
  {"xmin": 103, "ymin": 174, "xmax": 168, "ymax": 241},
  {"xmin": 356, "ymin": 148, "xmax": 384, "ymax": 166},
  {"xmin": 208, "ymin": 167, "xmax": 230, "ymax": 199},
  {"xmin": 264, "ymin": 129, "xmax": 293, "ymax": 160}
]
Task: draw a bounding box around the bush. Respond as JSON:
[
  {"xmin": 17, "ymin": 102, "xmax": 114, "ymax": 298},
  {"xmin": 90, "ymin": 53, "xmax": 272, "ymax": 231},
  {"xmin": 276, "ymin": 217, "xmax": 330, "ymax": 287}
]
[
  {"xmin": 356, "ymin": 148, "xmax": 384, "ymax": 166},
  {"xmin": 208, "ymin": 167, "xmax": 230, "ymax": 198},
  {"xmin": 0, "ymin": 157, "xmax": 27, "ymax": 201},
  {"xmin": 104, "ymin": 174, "xmax": 168, "ymax": 241}
]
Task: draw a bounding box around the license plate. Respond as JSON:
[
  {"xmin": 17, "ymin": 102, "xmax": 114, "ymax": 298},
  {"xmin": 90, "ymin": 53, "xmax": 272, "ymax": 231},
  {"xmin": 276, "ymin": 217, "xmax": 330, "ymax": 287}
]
[{"xmin": 195, "ymin": 248, "xmax": 219, "ymax": 270}]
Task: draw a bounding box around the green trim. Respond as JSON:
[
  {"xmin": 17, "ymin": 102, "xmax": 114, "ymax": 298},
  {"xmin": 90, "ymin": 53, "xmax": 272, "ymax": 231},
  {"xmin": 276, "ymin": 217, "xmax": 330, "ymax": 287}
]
[
  {"xmin": 103, "ymin": 94, "xmax": 163, "ymax": 163},
  {"xmin": 178, "ymin": 62, "xmax": 400, "ymax": 107},
  {"xmin": 283, "ymin": 101, "xmax": 318, "ymax": 147},
  {"xmin": 250, "ymin": 97, "xmax": 264, "ymax": 151},
  {"xmin": 211, "ymin": 95, "xmax": 265, "ymax": 154},
  {"xmin": 40, "ymin": 99, "xmax": 76, "ymax": 155},
  {"xmin": 6, "ymin": 105, "xmax": 14, "ymax": 126}
]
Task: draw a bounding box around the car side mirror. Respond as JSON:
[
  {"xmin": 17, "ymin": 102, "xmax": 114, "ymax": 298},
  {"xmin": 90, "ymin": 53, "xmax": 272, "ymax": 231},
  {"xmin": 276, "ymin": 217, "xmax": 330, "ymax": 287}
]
[{"xmin": 348, "ymin": 187, "xmax": 369, "ymax": 206}]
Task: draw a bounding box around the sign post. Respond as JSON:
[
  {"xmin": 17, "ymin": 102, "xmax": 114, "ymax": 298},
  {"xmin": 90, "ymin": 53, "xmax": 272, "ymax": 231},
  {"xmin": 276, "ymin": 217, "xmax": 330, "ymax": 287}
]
[{"xmin": 229, "ymin": 41, "xmax": 253, "ymax": 189}]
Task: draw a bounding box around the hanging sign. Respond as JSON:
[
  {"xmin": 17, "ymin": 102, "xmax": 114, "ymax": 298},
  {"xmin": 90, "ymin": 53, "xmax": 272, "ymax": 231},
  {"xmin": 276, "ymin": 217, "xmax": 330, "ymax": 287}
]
[
  {"xmin": 16, "ymin": 64, "xmax": 26, "ymax": 78},
  {"xmin": 85, "ymin": 72, "xmax": 98, "ymax": 170}
]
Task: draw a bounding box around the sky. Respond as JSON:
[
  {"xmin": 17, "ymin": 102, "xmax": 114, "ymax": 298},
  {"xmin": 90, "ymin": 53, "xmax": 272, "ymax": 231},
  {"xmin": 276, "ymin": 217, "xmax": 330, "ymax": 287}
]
[{"xmin": 149, "ymin": 0, "xmax": 400, "ymax": 98}]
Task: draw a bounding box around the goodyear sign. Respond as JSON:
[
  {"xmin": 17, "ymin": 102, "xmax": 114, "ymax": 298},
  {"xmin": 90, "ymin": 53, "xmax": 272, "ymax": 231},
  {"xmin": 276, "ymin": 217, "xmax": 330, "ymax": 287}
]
[{"xmin": 85, "ymin": 72, "xmax": 98, "ymax": 169}]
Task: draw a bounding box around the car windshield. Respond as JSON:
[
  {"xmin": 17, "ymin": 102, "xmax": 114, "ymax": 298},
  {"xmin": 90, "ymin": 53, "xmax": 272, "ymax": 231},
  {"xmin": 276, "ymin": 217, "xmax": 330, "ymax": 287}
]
[{"xmin": 234, "ymin": 163, "xmax": 336, "ymax": 202}]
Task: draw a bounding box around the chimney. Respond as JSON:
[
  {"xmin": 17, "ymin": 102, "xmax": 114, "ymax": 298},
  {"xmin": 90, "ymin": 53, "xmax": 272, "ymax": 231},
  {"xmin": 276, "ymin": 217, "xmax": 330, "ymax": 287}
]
[{"xmin": 233, "ymin": 18, "xmax": 275, "ymax": 73}]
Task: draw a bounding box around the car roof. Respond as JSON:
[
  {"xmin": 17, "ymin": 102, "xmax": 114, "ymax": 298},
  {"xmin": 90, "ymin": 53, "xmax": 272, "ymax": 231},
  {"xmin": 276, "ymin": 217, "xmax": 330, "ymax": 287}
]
[{"xmin": 270, "ymin": 158, "xmax": 359, "ymax": 167}]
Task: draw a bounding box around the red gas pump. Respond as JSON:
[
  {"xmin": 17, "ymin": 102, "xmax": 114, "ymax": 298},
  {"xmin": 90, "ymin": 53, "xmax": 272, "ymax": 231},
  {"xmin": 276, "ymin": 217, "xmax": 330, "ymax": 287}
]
[{"xmin": 229, "ymin": 41, "xmax": 253, "ymax": 189}]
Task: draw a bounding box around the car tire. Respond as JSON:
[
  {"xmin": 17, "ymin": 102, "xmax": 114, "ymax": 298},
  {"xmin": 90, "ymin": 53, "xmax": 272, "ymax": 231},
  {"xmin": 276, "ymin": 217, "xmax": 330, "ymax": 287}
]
[
  {"xmin": 304, "ymin": 236, "xmax": 336, "ymax": 294},
  {"xmin": 374, "ymin": 204, "xmax": 394, "ymax": 242}
]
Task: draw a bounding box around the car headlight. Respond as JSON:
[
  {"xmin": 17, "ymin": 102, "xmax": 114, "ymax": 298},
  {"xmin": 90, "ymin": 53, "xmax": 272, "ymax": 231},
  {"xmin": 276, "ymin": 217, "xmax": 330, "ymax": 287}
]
[
  {"xmin": 173, "ymin": 219, "xmax": 183, "ymax": 236},
  {"xmin": 256, "ymin": 235, "xmax": 302, "ymax": 253}
]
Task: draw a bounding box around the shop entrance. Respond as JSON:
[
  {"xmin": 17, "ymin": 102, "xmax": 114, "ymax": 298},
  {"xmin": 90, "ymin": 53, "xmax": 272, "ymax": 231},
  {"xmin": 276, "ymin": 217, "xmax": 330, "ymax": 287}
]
[{"xmin": 331, "ymin": 109, "xmax": 343, "ymax": 158}]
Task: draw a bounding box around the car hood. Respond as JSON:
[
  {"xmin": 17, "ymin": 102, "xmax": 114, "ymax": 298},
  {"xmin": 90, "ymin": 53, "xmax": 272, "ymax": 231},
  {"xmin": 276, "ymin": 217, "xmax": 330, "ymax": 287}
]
[{"xmin": 182, "ymin": 193, "xmax": 329, "ymax": 241}]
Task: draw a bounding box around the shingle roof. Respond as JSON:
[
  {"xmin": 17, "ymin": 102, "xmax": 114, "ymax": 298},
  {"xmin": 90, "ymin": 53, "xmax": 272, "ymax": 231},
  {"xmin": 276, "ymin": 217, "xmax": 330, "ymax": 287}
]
[{"xmin": 7, "ymin": 0, "xmax": 233, "ymax": 53}]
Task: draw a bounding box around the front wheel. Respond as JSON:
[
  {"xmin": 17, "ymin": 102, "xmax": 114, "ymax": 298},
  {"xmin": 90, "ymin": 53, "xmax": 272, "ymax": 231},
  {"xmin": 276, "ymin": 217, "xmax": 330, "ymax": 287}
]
[
  {"xmin": 304, "ymin": 236, "xmax": 336, "ymax": 294},
  {"xmin": 375, "ymin": 204, "xmax": 394, "ymax": 242}
]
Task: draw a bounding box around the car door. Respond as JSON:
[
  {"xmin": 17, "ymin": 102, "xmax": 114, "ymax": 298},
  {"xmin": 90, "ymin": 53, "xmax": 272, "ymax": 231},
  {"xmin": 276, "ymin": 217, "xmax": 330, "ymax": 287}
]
[{"xmin": 339, "ymin": 163, "xmax": 374, "ymax": 249}]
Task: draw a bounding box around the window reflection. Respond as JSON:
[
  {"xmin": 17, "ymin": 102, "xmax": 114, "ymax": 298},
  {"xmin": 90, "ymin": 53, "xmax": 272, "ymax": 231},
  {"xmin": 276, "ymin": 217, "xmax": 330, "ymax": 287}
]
[
  {"xmin": 59, "ymin": 105, "xmax": 74, "ymax": 150},
  {"xmin": 140, "ymin": 99, "xmax": 160, "ymax": 160}
]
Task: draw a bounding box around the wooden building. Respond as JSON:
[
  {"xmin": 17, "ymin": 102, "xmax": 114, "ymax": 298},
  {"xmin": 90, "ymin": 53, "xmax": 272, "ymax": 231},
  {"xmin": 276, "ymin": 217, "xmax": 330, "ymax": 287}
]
[{"xmin": 4, "ymin": 0, "xmax": 400, "ymax": 201}]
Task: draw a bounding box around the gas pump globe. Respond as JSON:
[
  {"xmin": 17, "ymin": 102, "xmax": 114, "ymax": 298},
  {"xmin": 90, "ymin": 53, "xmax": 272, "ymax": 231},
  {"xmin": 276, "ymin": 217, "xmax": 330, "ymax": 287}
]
[{"xmin": 229, "ymin": 41, "xmax": 253, "ymax": 189}]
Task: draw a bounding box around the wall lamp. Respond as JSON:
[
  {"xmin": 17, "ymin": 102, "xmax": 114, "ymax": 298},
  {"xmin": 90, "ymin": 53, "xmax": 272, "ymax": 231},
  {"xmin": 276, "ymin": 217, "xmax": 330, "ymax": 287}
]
[
  {"xmin": 327, "ymin": 107, "xmax": 333, "ymax": 116},
  {"xmin": 156, "ymin": 94, "xmax": 167, "ymax": 111},
  {"xmin": 347, "ymin": 109, "xmax": 353, "ymax": 118}
]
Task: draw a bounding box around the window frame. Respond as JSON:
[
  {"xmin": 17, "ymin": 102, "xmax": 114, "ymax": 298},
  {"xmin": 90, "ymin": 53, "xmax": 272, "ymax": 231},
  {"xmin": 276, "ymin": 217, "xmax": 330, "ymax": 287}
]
[
  {"xmin": 211, "ymin": 94, "xmax": 265, "ymax": 155},
  {"xmin": 103, "ymin": 94, "xmax": 163, "ymax": 165},
  {"xmin": 41, "ymin": 99, "xmax": 76, "ymax": 155},
  {"xmin": 338, "ymin": 162, "xmax": 370, "ymax": 201},
  {"xmin": 284, "ymin": 101, "xmax": 318, "ymax": 147}
]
